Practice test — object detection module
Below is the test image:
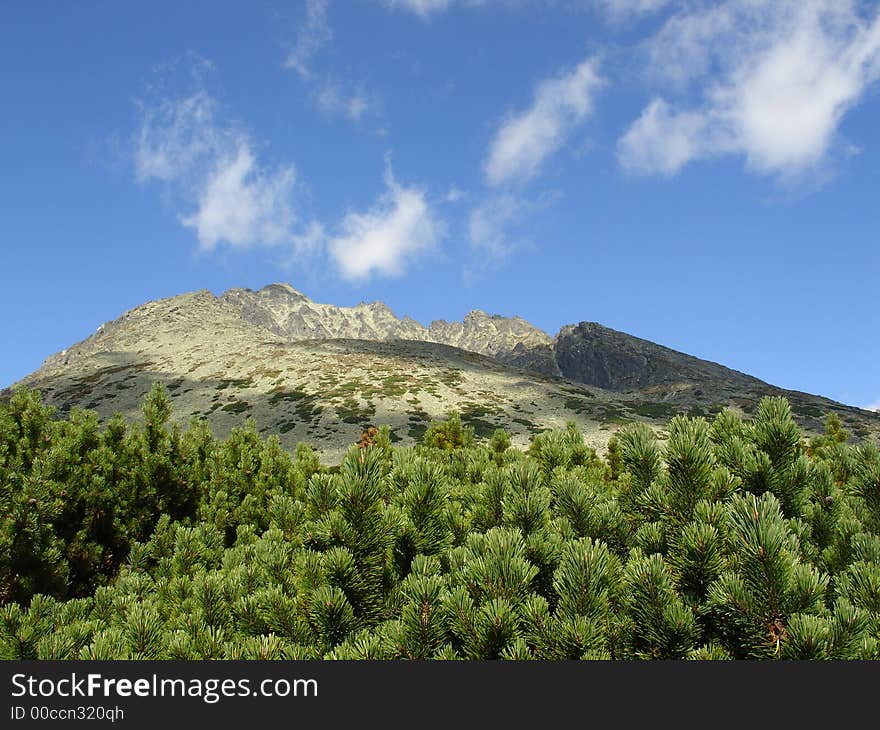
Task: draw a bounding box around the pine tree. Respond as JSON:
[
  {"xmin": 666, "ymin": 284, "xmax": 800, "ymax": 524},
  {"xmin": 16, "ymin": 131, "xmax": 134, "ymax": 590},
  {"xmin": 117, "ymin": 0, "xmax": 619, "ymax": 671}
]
[
  {"xmin": 620, "ymin": 552, "xmax": 698, "ymax": 659},
  {"xmin": 423, "ymin": 412, "xmax": 475, "ymax": 451},
  {"xmin": 2, "ymin": 384, "xmax": 878, "ymax": 661},
  {"xmin": 706, "ymin": 492, "xmax": 828, "ymax": 658}
]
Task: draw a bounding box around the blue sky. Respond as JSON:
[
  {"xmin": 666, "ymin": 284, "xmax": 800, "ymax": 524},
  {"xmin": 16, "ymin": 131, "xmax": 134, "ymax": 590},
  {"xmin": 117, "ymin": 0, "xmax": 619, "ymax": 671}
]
[{"xmin": 1, "ymin": 0, "xmax": 878, "ymax": 410}]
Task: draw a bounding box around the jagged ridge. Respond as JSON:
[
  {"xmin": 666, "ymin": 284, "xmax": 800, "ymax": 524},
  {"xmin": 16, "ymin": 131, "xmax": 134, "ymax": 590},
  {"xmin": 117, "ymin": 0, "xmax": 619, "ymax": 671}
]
[{"xmin": 219, "ymin": 283, "xmax": 560, "ymax": 376}]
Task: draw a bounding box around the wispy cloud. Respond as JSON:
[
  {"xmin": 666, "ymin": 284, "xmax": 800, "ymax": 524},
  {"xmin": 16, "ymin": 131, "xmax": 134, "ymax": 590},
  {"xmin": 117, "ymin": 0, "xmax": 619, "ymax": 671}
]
[
  {"xmin": 378, "ymin": 0, "xmax": 670, "ymax": 21},
  {"xmin": 444, "ymin": 186, "xmax": 465, "ymax": 203},
  {"xmin": 284, "ymin": 0, "xmax": 332, "ymax": 80},
  {"xmin": 134, "ymin": 70, "xmax": 308, "ymax": 253},
  {"xmin": 314, "ymin": 81, "xmax": 371, "ymax": 121},
  {"xmin": 592, "ymin": 0, "xmax": 673, "ymax": 22},
  {"xmin": 468, "ymin": 195, "xmax": 523, "ymax": 261},
  {"xmin": 328, "ymin": 163, "xmax": 442, "ymax": 279},
  {"xmin": 619, "ymin": 0, "xmax": 880, "ymax": 179},
  {"xmin": 484, "ymin": 57, "xmax": 604, "ymax": 187},
  {"xmin": 134, "ymin": 90, "xmax": 219, "ymax": 184},
  {"xmin": 377, "ymin": 0, "xmax": 460, "ymax": 19},
  {"xmin": 283, "ymin": 1, "xmax": 377, "ymax": 123},
  {"xmin": 865, "ymin": 400, "xmax": 880, "ymax": 413},
  {"xmin": 467, "ymin": 192, "xmax": 555, "ymax": 262},
  {"xmin": 134, "ymin": 60, "xmax": 439, "ymax": 279}
]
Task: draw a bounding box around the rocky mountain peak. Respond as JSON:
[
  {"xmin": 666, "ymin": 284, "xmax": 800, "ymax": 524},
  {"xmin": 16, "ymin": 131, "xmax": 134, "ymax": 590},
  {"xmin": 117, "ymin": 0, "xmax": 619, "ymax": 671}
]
[
  {"xmin": 259, "ymin": 282, "xmax": 309, "ymax": 301},
  {"xmin": 554, "ymin": 320, "xmax": 763, "ymax": 393},
  {"xmin": 214, "ymin": 284, "xmax": 556, "ymax": 371},
  {"xmin": 357, "ymin": 300, "xmax": 394, "ymax": 315}
]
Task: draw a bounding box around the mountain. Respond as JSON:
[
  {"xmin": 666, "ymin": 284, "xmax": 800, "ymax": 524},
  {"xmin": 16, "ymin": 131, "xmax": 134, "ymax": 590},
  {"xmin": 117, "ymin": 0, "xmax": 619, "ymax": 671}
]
[
  {"xmin": 554, "ymin": 321, "xmax": 763, "ymax": 392},
  {"xmin": 219, "ymin": 283, "xmax": 561, "ymax": 377},
  {"xmin": 9, "ymin": 284, "xmax": 879, "ymax": 462}
]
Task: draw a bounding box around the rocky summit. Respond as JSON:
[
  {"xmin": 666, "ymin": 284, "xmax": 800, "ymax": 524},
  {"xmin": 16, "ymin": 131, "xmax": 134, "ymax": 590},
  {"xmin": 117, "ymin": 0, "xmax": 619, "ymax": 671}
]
[
  {"xmin": 219, "ymin": 283, "xmax": 560, "ymax": 377},
  {"xmin": 9, "ymin": 283, "xmax": 879, "ymax": 462}
]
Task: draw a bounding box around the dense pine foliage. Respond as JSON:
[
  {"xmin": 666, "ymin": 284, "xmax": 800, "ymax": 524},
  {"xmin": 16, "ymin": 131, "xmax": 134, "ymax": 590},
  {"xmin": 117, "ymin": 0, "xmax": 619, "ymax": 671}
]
[{"xmin": 2, "ymin": 384, "xmax": 879, "ymax": 660}]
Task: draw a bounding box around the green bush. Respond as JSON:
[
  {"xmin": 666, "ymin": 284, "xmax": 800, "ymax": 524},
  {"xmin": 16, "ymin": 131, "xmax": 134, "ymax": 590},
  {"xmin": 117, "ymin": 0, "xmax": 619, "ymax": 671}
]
[{"xmin": 1, "ymin": 387, "xmax": 879, "ymax": 660}]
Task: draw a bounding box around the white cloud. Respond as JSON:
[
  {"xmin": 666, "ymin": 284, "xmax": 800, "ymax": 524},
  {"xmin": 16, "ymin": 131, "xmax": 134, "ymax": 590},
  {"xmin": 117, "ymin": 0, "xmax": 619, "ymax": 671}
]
[
  {"xmin": 285, "ymin": 0, "xmax": 332, "ymax": 80},
  {"xmin": 484, "ymin": 57, "xmax": 604, "ymax": 187},
  {"xmin": 135, "ymin": 81, "xmax": 308, "ymax": 253},
  {"xmin": 865, "ymin": 400, "xmax": 880, "ymax": 413},
  {"xmin": 328, "ymin": 165, "xmax": 442, "ymax": 279},
  {"xmin": 134, "ymin": 63, "xmax": 438, "ymax": 279},
  {"xmin": 642, "ymin": 1, "xmax": 736, "ymax": 89},
  {"xmin": 617, "ymin": 98, "xmax": 718, "ymax": 176},
  {"xmin": 620, "ymin": 0, "xmax": 880, "ymax": 178},
  {"xmin": 181, "ymin": 146, "xmax": 298, "ymax": 251}
]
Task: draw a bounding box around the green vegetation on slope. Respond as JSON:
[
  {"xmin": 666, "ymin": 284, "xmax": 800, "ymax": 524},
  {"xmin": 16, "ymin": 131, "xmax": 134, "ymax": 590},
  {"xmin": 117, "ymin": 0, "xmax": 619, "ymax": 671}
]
[{"xmin": 1, "ymin": 385, "xmax": 879, "ymax": 660}]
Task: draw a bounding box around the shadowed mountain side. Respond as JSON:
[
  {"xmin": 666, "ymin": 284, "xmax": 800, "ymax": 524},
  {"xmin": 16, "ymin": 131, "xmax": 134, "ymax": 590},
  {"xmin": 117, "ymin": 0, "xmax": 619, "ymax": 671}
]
[
  {"xmin": 10, "ymin": 343, "xmax": 617, "ymax": 462},
  {"xmin": 552, "ymin": 321, "xmax": 880, "ymax": 438},
  {"xmin": 11, "ymin": 337, "xmax": 880, "ymax": 463},
  {"xmin": 555, "ymin": 321, "xmax": 766, "ymax": 391}
]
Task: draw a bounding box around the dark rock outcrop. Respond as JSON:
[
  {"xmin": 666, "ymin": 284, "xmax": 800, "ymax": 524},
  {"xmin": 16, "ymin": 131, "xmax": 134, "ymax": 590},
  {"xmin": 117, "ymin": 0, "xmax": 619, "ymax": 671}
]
[{"xmin": 553, "ymin": 322, "xmax": 763, "ymax": 392}]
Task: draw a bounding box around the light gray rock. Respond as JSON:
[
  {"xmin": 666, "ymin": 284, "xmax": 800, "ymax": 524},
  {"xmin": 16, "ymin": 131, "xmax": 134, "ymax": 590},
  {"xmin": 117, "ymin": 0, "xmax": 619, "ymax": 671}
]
[{"xmin": 219, "ymin": 284, "xmax": 556, "ymax": 373}]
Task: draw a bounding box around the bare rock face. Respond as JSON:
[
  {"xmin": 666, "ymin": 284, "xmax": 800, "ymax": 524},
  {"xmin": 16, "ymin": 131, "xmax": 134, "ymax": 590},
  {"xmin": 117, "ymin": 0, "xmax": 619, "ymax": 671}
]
[
  {"xmin": 219, "ymin": 284, "xmax": 425, "ymax": 341},
  {"xmin": 218, "ymin": 284, "xmax": 556, "ymax": 373},
  {"xmin": 554, "ymin": 322, "xmax": 762, "ymax": 392},
  {"xmin": 427, "ymin": 310, "xmax": 560, "ymax": 377}
]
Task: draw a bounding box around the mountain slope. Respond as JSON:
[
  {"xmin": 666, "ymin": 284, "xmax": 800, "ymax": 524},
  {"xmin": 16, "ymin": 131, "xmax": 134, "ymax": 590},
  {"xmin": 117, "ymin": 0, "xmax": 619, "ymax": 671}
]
[
  {"xmin": 553, "ymin": 321, "xmax": 878, "ymax": 435},
  {"xmin": 11, "ymin": 290, "xmax": 614, "ymax": 461},
  {"xmin": 9, "ymin": 284, "xmax": 880, "ymax": 460}
]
